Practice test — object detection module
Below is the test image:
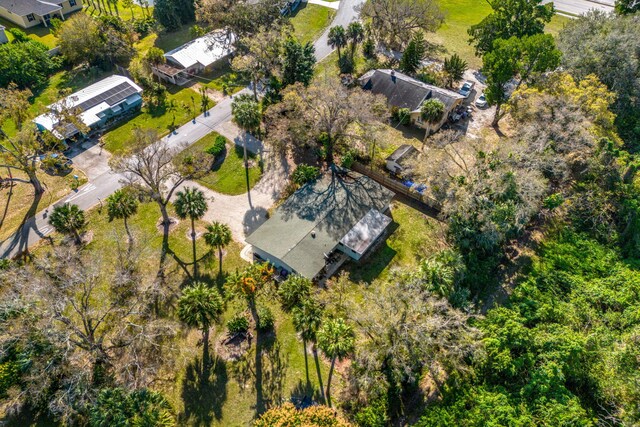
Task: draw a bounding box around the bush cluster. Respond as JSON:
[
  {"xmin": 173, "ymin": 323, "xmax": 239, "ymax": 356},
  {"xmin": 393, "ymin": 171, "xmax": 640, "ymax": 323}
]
[{"xmin": 205, "ymin": 135, "xmax": 227, "ymax": 157}]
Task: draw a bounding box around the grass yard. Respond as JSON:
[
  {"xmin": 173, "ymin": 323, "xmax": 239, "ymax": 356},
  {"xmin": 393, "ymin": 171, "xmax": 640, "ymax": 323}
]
[
  {"xmin": 0, "ymin": 17, "xmax": 58, "ymax": 48},
  {"xmin": 36, "ymin": 199, "xmax": 334, "ymax": 426},
  {"xmin": 102, "ymin": 86, "xmax": 203, "ymax": 154},
  {"xmin": 346, "ymin": 202, "xmax": 446, "ymax": 283},
  {"xmin": 431, "ymin": 0, "xmax": 572, "ymax": 68},
  {"xmin": 0, "ymin": 169, "xmax": 87, "ymax": 242},
  {"xmin": 314, "ymin": 50, "xmax": 369, "ymax": 80},
  {"xmin": 289, "ymin": 3, "xmax": 336, "ymax": 45},
  {"xmin": 184, "ymin": 132, "xmax": 262, "ymax": 196}
]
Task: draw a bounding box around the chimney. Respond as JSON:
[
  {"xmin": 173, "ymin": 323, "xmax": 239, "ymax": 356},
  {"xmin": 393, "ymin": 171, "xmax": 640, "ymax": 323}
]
[{"xmin": 391, "ymin": 70, "xmax": 396, "ymax": 83}]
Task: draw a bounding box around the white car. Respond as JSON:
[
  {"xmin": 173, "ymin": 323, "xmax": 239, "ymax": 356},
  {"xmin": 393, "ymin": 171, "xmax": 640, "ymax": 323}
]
[
  {"xmin": 458, "ymin": 81, "xmax": 475, "ymax": 98},
  {"xmin": 475, "ymin": 93, "xmax": 488, "ymax": 108}
]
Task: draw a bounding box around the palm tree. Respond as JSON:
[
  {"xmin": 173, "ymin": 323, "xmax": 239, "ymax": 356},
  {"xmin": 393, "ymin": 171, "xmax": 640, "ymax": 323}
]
[
  {"xmin": 328, "ymin": 25, "xmax": 347, "ymax": 60},
  {"xmin": 203, "ymin": 221, "xmax": 232, "ymax": 276},
  {"xmin": 231, "ymin": 94, "xmax": 262, "ymax": 205},
  {"xmin": 106, "ymin": 188, "xmax": 138, "ymax": 250},
  {"xmin": 420, "ymin": 99, "xmax": 445, "ymax": 136},
  {"xmin": 317, "ymin": 317, "xmax": 355, "ymax": 408},
  {"xmin": 292, "ymin": 299, "xmax": 323, "ymax": 391},
  {"xmin": 278, "ymin": 275, "xmax": 312, "ymax": 312},
  {"xmin": 174, "ymin": 187, "xmax": 208, "ymax": 277},
  {"xmin": 443, "ymin": 53, "xmax": 468, "ymax": 88},
  {"xmin": 346, "ymin": 22, "xmax": 365, "ymax": 58},
  {"xmin": 49, "ymin": 203, "xmax": 86, "ymax": 245},
  {"xmin": 177, "ymin": 282, "xmax": 224, "ymax": 366}
]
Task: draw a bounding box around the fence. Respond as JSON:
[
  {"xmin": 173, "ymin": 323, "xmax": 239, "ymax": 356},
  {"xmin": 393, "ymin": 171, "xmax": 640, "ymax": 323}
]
[{"xmin": 352, "ymin": 162, "xmax": 442, "ymax": 213}]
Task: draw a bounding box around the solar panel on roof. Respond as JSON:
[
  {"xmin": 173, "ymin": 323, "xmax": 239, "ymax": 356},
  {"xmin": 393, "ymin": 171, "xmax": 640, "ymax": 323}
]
[{"xmin": 75, "ymin": 82, "xmax": 137, "ymax": 112}]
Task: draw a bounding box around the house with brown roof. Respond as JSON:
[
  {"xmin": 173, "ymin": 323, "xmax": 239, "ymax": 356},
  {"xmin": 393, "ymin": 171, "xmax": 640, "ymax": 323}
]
[{"xmin": 0, "ymin": 0, "xmax": 82, "ymax": 29}]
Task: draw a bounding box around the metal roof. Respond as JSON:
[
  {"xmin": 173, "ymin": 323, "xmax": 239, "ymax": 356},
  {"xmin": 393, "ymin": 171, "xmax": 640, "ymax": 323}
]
[
  {"xmin": 246, "ymin": 170, "xmax": 395, "ymax": 279},
  {"xmin": 164, "ymin": 30, "xmax": 235, "ymax": 69},
  {"xmin": 33, "ymin": 75, "xmax": 142, "ymax": 138},
  {"xmin": 0, "ymin": 0, "xmax": 62, "ymax": 16},
  {"xmin": 359, "ymin": 69, "xmax": 464, "ymax": 113},
  {"xmin": 340, "ymin": 209, "xmax": 392, "ymax": 256}
]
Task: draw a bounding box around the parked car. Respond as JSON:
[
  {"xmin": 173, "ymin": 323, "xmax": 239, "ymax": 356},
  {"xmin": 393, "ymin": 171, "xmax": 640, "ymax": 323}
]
[
  {"xmin": 458, "ymin": 81, "xmax": 475, "ymax": 98},
  {"xmin": 475, "ymin": 93, "xmax": 488, "ymax": 108}
]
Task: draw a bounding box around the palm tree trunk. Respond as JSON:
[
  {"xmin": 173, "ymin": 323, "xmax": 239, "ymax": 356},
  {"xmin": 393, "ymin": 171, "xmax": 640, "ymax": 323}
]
[
  {"xmin": 218, "ymin": 246, "xmax": 223, "ymax": 276},
  {"xmin": 303, "ymin": 338, "xmax": 310, "ymax": 387},
  {"xmin": 202, "ymin": 327, "xmax": 210, "ymax": 369},
  {"xmin": 326, "ymin": 357, "xmax": 336, "ymax": 408},
  {"xmin": 73, "ymin": 229, "xmax": 82, "ymax": 245},
  {"xmin": 191, "ymin": 217, "xmax": 198, "ymax": 278},
  {"xmin": 337, "ymin": 45, "xmax": 341, "ymax": 60},
  {"xmin": 313, "ymin": 345, "xmax": 325, "ymax": 403}
]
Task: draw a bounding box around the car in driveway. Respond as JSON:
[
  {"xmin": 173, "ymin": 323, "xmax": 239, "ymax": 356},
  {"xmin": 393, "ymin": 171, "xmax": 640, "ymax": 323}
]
[
  {"xmin": 458, "ymin": 81, "xmax": 475, "ymax": 98},
  {"xmin": 475, "ymin": 93, "xmax": 488, "ymax": 108}
]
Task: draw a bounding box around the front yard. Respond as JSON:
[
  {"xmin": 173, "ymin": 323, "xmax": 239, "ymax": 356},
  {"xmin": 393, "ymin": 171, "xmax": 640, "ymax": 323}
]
[
  {"xmin": 290, "ymin": 3, "xmax": 336, "ymax": 44},
  {"xmin": 102, "ymin": 86, "xmax": 205, "ymax": 154},
  {"xmin": 0, "ymin": 168, "xmax": 87, "ymax": 242},
  {"xmin": 183, "ymin": 132, "xmax": 262, "ymax": 196}
]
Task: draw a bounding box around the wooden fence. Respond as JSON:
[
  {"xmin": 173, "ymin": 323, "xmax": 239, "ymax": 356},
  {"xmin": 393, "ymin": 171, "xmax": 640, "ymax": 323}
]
[{"xmin": 352, "ymin": 162, "xmax": 442, "ymax": 213}]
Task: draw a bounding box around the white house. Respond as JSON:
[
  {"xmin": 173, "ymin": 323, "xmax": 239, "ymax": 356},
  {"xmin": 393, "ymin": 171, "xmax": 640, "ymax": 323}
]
[
  {"xmin": 34, "ymin": 75, "xmax": 143, "ymax": 140},
  {"xmin": 153, "ymin": 31, "xmax": 235, "ymax": 86},
  {"xmin": 0, "ymin": 0, "xmax": 83, "ymax": 29}
]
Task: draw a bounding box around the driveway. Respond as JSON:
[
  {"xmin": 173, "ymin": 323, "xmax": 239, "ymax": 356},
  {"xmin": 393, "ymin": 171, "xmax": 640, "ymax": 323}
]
[
  {"xmin": 313, "ymin": 0, "xmax": 366, "ymax": 61},
  {"xmin": 542, "ymin": 0, "xmax": 613, "ymax": 14}
]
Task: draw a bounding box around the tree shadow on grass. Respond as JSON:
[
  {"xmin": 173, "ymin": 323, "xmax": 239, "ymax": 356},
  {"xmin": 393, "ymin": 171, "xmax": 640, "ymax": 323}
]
[
  {"xmin": 179, "ymin": 355, "xmax": 229, "ymax": 426},
  {"xmin": 0, "ymin": 190, "xmax": 48, "ymax": 260}
]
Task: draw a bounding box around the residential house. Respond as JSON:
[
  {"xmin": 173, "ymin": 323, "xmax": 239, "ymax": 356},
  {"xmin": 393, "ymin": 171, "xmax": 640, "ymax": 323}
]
[
  {"xmin": 246, "ymin": 170, "xmax": 395, "ymax": 280},
  {"xmin": 153, "ymin": 30, "xmax": 235, "ymax": 86},
  {"xmin": 34, "ymin": 75, "xmax": 143, "ymax": 140},
  {"xmin": 385, "ymin": 144, "xmax": 419, "ymax": 175},
  {"xmin": 0, "ymin": 0, "xmax": 82, "ymax": 28},
  {"xmin": 359, "ymin": 69, "xmax": 465, "ymax": 134},
  {"xmin": 0, "ymin": 25, "xmax": 8, "ymax": 44}
]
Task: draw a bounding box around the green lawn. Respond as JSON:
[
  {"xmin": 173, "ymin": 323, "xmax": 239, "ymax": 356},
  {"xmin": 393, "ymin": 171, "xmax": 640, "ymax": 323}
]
[
  {"xmin": 103, "ymin": 87, "xmax": 204, "ymax": 154},
  {"xmin": 346, "ymin": 202, "xmax": 445, "ymax": 283},
  {"xmin": 0, "ymin": 17, "xmax": 58, "ymax": 48},
  {"xmin": 184, "ymin": 132, "xmax": 262, "ymax": 196},
  {"xmin": 431, "ymin": 0, "xmax": 572, "ymax": 68},
  {"xmin": 290, "ymin": 3, "xmax": 336, "ymax": 45},
  {"xmin": 37, "ymin": 199, "xmax": 333, "ymax": 427}
]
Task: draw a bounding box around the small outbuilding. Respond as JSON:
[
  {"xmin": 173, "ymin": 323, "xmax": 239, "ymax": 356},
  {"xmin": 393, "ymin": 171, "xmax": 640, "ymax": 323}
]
[
  {"xmin": 0, "ymin": 25, "xmax": 8, "ymax": 44},
  {"xmin": 385, "ymin": 144, "xmax": 419, "ymax": 175},
  {"xmin": 246, "ymin": 170, "xmax": 395, "ymax": 280}
]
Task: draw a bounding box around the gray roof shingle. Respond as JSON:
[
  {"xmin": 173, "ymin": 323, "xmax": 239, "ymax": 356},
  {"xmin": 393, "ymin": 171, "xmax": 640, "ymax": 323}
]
[
  {"xmin": 0, "ymin": 0, "xmax": 61, "ymax": 16},
  {"xmin": 246, "ymin": 170, "xmax": 395, "ymax": 279},
  {"xmin": 360, "ymin": 69, "xmax": 464, "ymax": 113}
]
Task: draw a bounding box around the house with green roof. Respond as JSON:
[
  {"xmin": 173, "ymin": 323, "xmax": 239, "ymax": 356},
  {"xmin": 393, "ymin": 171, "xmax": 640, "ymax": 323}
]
[{"xmin": 246, "ymin": 170, "xmax": 395, "ymax": 280}]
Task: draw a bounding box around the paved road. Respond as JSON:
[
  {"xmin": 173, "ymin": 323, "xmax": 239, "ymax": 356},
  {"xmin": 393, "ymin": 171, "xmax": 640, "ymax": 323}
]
[
  {"xmin": 543, "ymin": 0, "xmax": 613, "ymax": 15},
  {"xmin": 1, "ymin": 0, "xmax": 363, "ymax": 259},
  {"xmin": 0, "ymin": 90, "xmax": 247, "ymax": 259},
  {"xmin": 313, "ymin": 0, "xmax": 366, "ymax": 61}
]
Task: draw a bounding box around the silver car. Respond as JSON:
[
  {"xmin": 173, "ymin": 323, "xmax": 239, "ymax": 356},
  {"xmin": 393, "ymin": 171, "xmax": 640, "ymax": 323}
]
[
  {"xmin": 458, "ymin": 81, "xmax": 475, "ymax": 98},
  {"xmin": 475, "ymin": 93, "xmax": 488, "ymax": 108}
]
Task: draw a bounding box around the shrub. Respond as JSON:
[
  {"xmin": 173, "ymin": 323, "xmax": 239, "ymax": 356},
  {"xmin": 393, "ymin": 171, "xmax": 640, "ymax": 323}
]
[
  {"xmin": 341, "ymin": 150, "xmax": 356, "ymax": 168},
  {"xmin": 543, "ymin": 193, "xmax": 564, "ymax": 210},
  {"xmin": 0, "ymin": 361, "xmax": 19, "ymax": 397},
  {"xmin": 392, "ymin": 107, "xmax": 411, "ymax": 125},
  {"xmin": 291, "ymin": 164, "xmax": 320, "ymax": 186},
  {"xmin": 133, "ymin": 17, "xmax": 156, "ymax": 36},
  {"xmin": 256, "ymin": 306, "xmax": 275, "ymax": 331},
  {"xmin": 362, "ymin": 38, "xmax": 376, "ymax": 59},
  {"xmin": 339, "ymin": 54, "xmax": 355, "ymax": 74},
  {"xmin": 227, "ymin": 313, "xmax": 249, "ymax": 334},
  {"xmin": 205, "ymin": 135, "xmax": 227, "ymax": 157},
  {"xmin": 7, "ymin": 28, "xmax": 29, "ymax": 43}
]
